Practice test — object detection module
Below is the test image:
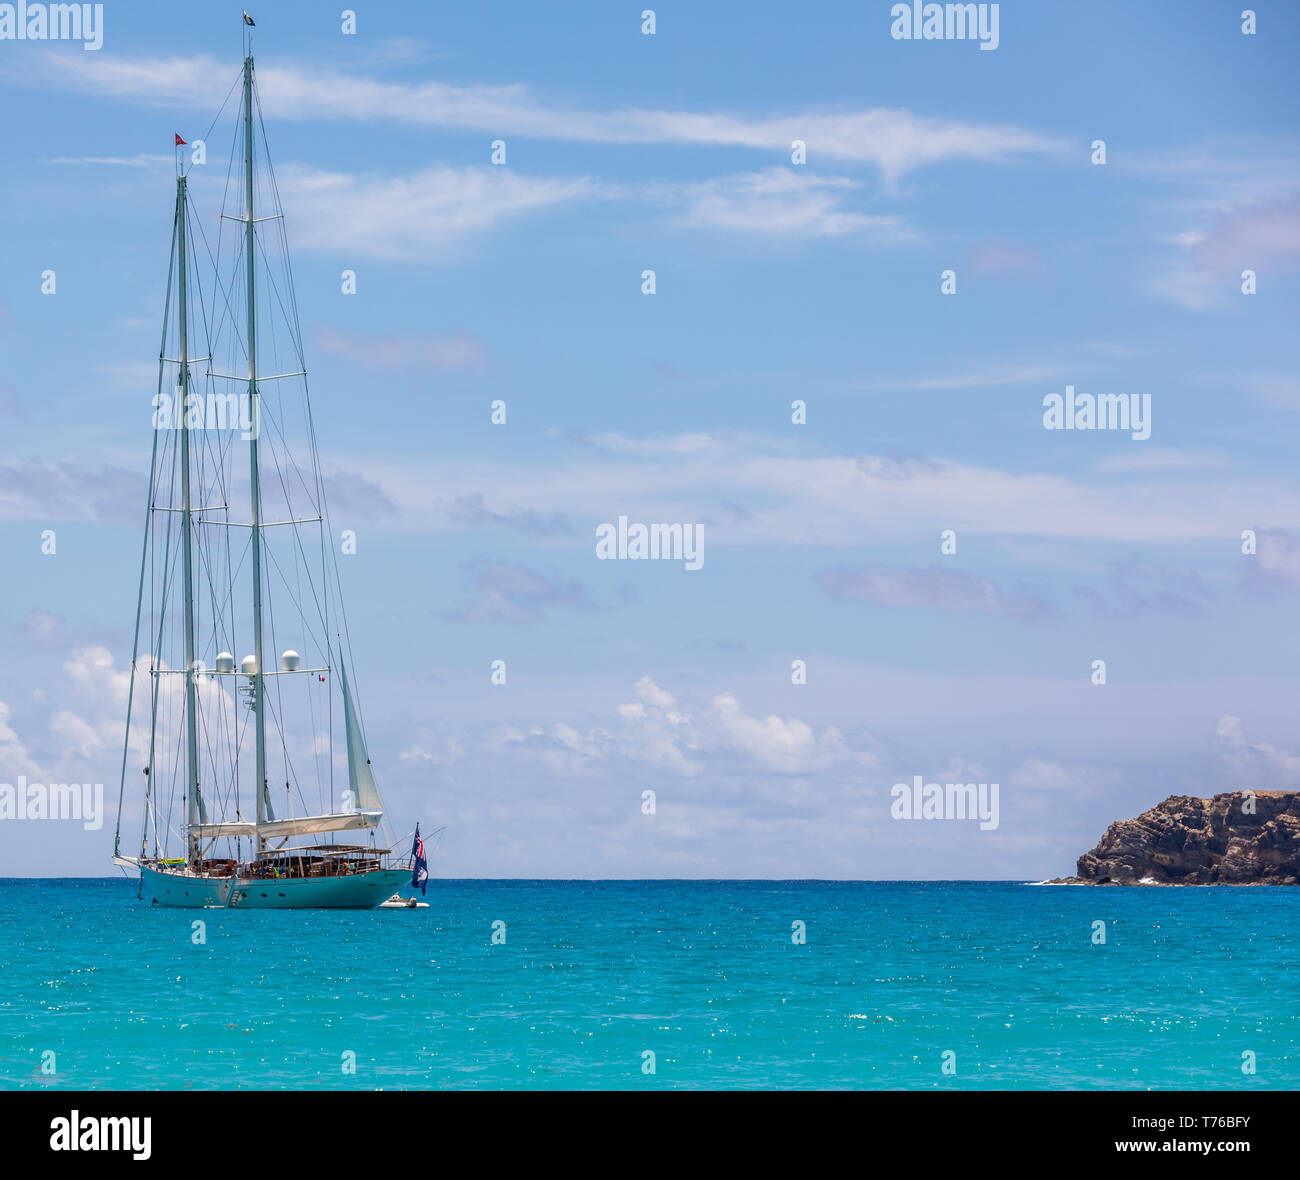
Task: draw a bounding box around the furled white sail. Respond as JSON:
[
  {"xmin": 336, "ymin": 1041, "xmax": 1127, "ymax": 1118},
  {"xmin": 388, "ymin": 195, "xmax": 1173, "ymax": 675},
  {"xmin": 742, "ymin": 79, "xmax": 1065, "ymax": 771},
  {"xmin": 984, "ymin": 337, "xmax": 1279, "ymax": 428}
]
[
  {"xmin": 192, "ymin": 820, "xmax": 257, "ymax": 838},
  {"xmin": 259, "ymin": 811, "xmax": 380, "ymax": 837},
  {"xmin": 340, "ymin": 658, "xmax": 383, "ymax": 815},
  {"xmin": 192, "ymin": 811, "xmax": 380, "ymax": 839}
]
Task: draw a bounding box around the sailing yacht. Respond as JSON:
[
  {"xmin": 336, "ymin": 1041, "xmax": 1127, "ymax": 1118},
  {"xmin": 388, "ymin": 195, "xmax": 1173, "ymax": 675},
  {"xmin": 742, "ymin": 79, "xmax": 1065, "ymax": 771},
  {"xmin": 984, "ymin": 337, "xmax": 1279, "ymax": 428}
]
[{"xmin": 112, "ymin": 29, "xmax": 414, "ymax": 908}]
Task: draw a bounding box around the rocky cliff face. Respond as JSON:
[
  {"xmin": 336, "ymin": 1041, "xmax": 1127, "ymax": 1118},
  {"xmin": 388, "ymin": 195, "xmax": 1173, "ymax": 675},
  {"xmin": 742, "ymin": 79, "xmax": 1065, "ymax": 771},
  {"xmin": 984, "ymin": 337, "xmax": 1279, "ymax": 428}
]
[{"xmin": 1059, "ymin": 791, "xmax": 1300, "ymax": 885}]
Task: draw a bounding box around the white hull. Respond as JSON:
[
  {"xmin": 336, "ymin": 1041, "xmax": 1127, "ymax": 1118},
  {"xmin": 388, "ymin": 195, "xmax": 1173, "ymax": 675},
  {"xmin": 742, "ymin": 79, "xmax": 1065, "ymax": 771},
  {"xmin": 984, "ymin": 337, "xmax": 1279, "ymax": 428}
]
[{"xmin": 139, "ymin": 864, "xmax": 410, "ymax": 909}]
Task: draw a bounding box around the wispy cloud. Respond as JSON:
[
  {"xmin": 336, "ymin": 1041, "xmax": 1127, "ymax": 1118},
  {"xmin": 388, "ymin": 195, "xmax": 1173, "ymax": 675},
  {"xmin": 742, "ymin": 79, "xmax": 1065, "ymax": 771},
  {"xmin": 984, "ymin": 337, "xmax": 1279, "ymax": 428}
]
[
  {"xmin": 441, "ymin": 560, "xmax": 595, "ymax": 625},
  {"xmin": 14, "ymin": 609, "xmax": 67, "ymax": 646},
  {"xmin": 573, "ymin": 430, "xmax": 728, "ymax": 457},
  {"xmin": 868, "ymin": 362, "xmax": 1061, "ymax": 392},
  {"xmin": 59, "ymin": 153, "xmax": 905, "ymax": 257},
  {"xmin": 48, "ymin": 152, "xmax": 174, "ymax": 167},
  {"xmin": 969, "ymin": 239, "xmax": 1043, "ymax": 276},
  {"xmin": 1191, "ymin": 194, "xmax": 1300, "ymax": 269},
  {"xmin": 299, "ymin": 434, "xmax": 1300, "ymax": 551},
  {"xmin": 14, "ymin": 52, "xmax": 1063, "ymax": 184},
  {"xmin": 442, "ymin": 493, "xmax": 573, "ymax": 538},
  {"xmin": 1217, "ymin": 714, "xmax": 1300, "ymax": 785},
  {"xmin": 1094, "ymin": 448, "xmax": 1226, "ymax": 474},
  {"xmin": 1072, "ymin": 576, "xmax": 1208, "ymax": 620},
  {"xmin": 311, "ymin": 325, "xmax": 487, "ymax": 372},
  {"xmin": 1242, "ymin": 529, "xmax": 1300, "ymax": 592},
  {"xmin": 0, "ymin": 461, "xmax": 142, "ymax": 524},
  {"xmin": 1223, "ymin": 371, "xmax": 1300, "ymax": 412},
  {"xmin": 15, "ymin": 435, "xmax": 1300, "ymax": 549},
  {"xmin": 819, "ymin": 564, "xmax": 1056, "ymax": 621},
  {"xmin": 1009, "ymin": 758, "xmax": 1078, "ymax": 792},
  {"xmin": 1145, "ymin": 189, "xmax": 1300, "ymax": 310},
  {"xmin": 356, "ymin": 36, "xmax": 451, "ymax": 69},
  {"xmin": 275, "ymin": 163, "xmax": 598, "ymax": 260},
  {"xmin": 1132, "ymin": 143, "xmax": 1300, "ymax": 215},
  {"xmin": 96, "ymin": 360, "xmax": 159, "ymax": 394},
  {"xmin": 665, "ymin": 168, "xmax": 912, "ymax": 240},
  {"xmin": 321, "ymin": 469, "xmax": 401, "ymax": 521},
  {"xmin": 1144, "ymin": 264, "xmax": 1220, "ymax": 311},
  {"xmin": 1081, "ymin": 341, "xmax": 1137, "ymax": 360}
]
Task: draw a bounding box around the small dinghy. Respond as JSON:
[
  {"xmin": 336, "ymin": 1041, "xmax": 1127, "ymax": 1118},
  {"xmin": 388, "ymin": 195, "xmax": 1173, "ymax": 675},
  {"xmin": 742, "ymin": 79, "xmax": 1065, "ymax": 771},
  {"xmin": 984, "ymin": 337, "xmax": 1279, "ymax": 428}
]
[{"xmin": 379, "ymin": 894, "xmax": 429, "ymax": 909}]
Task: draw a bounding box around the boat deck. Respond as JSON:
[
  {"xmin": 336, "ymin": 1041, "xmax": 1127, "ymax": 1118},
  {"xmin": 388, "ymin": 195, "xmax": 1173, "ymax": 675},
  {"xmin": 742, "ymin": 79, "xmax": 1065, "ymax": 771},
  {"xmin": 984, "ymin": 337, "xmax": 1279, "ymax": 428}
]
[{"xmin": 185, "ymin": 844, "xmax": 398, "ymax": 881}]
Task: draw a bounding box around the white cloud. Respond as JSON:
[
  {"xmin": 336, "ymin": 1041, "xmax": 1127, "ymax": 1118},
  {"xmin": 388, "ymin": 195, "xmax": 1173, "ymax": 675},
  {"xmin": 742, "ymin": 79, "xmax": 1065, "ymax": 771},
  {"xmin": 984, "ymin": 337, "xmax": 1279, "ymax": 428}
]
[
  {"xmin": 1094, "ymin": 448, "xmax": 1227, "ymax": 474},
  {"xmin": 820, "ymin": 564, "xmax": 1055, "ymax": 620},
  {"xmin": 633, "ymin": 675, "xmax": 677, "ymax": 711},
  {"xmin": 49, "ymin": 710, "xmax": 105, "ymax": 760},
  {"xmin": 67, "ymin": 158, "xmax": 921, "ymax": 261},
  {"xmin": 1010, "ymin": 758, "xmax": 1076, "ymax": 791},
  {"xmin": 274, "ymin": 163, "xmax": 598, "ymax": 260},
  {"xmin": 868, "ymin": 362, "xmax": 1062, "ymax": 392},
  {"xmin": 271, "ymin": 163, "xmax": 910, "ymax": 258},
  {"xmin": 1217, "ymin": 715, "xmax": 1300, "ymax": 785},
  {"xmin": 969, "ymin": 239, "xmax": 1043, "ymax": 275},
  {"xmin": 0, "ymin": 647, "xmax": 144, "ymax": 798},
  {"xmin": 15, "ymin": 52, "xmax": 1062, "ymax": 184},
  {"xmin": 1144, "ymin": 264, "xmax": 1219, "ymax": 311},
  {"xmin": 1192, "ymin": 195, "xmax": 1300, "ymax": 269},
  {"xmin": 440, "ymin": 560, "xmax": 595, "ymax": 625},
  {"xmin": 0, "ymin": 461, "xmax": 142, "ymax": 523},
  {"xmin": 320, "ymin": 436, "xmax": 1300, "ymax": 549},
  {"xmin": 49, "ymin": 152, "xmax": 174, "ymax": 167},
  {"xmin": 311, "ymin": 325, "xmax": 487, "ymax": 372},
  {"xmin": 666, "ymin": 168, "xmax": 911, "ymax": 239},
  {"xmin": 709, "ymin": 691, "xmax": 819, "ymax": 771},
  {"xmin": 0, "ymin": 700, "xmax": 43, "ymax": 783},
  {"xmin": 7, "ymin": 430, "xmax": 1299, "ymax": 548},
  {"xmin": 63, "ymin": 646, "xmax": 131, "ymax": 713},
  {"xmin": 505, "ymin": 676, "xmax": 876, "ymax": 780},
  {"xmin": 577, "ymin": 431, "xmax": 725, "ymax": 457},
  {"xmin": 1128, "ymin": 144, "xmax": 1300, "ymax": 215},
  {"xmin": 1251, "ymin": 530, "xmax": 1300, "ymax": 588},
  {"xmin": 1144, "ymin": 189, "xmax": 1300, "ymax": 310},
  {"xmin": 96, "ymin": 360, "xmax": 159, "ymax": 395},
  {"xmin": 1226, "ymin": 371, "xmax": 1300, "ymax": 412}
]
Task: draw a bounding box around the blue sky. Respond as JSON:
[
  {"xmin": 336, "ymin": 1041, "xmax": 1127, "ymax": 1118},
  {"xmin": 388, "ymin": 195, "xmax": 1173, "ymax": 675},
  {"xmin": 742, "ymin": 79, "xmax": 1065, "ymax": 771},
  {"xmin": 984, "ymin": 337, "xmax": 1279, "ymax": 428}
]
[{"xmin": 1, "ymin": 1, "xmax": 1299, "ymax": 878}]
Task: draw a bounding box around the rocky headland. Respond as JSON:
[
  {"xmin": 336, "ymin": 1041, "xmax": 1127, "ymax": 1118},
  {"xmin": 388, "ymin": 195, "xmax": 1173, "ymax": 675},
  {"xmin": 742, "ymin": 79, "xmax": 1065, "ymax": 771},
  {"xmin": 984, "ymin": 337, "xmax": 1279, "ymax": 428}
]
[{"xmin": 1049, "ymin": 791, "xmax": 1300, "ymax": 885}]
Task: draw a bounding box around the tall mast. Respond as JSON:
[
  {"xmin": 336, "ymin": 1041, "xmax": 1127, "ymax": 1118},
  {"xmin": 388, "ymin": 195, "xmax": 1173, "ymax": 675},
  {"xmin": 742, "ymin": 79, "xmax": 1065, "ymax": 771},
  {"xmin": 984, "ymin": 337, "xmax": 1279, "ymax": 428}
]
[
  {"xmin": 176, "ymin": 174, "xmax": 202, "ymax": 867},
  {"xmin": 243, "ymin": 51, "xmax": 269, "ymax": 851}
]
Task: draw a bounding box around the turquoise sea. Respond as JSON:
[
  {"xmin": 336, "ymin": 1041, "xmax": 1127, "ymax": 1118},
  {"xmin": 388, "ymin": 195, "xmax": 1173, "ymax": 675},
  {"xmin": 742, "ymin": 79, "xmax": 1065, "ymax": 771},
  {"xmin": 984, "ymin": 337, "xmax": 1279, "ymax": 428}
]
[{"xmin": 1, "ymin": 879, "xmax": 1297, "ymax": 1090}]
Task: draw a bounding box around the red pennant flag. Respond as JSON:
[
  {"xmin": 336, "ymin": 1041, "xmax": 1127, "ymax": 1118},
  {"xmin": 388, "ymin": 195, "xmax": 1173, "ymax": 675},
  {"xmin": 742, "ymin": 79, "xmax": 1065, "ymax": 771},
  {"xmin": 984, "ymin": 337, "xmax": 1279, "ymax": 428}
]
[{"xmin": 174, "ymin": 133, "xmax": 186, "ymax": 146}]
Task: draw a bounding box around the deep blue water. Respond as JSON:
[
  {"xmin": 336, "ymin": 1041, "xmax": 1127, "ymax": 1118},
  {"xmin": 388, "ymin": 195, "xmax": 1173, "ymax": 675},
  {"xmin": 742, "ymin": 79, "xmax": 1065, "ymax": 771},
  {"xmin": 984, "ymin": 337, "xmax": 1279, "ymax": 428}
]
[{"xmin": 1, "ymin": 878, "xmax": 1297, "ymax": 1090}]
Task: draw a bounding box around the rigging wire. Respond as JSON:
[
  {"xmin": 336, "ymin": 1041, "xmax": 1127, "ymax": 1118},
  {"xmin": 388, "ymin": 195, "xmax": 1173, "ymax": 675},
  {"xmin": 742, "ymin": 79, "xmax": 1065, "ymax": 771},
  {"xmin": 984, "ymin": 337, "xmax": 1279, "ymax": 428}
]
[{"xmin": 122, "ymin": 59, "xmax": 408, "ymax": 870}]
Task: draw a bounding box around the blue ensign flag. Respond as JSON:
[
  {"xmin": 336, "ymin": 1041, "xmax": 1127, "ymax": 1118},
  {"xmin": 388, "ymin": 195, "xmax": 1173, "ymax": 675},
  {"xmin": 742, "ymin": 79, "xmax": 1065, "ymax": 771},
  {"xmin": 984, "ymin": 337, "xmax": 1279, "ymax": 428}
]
[{"xmin": 411, "ymin": 825, "xmax": 428, "ymax": 894}]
